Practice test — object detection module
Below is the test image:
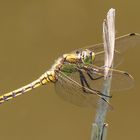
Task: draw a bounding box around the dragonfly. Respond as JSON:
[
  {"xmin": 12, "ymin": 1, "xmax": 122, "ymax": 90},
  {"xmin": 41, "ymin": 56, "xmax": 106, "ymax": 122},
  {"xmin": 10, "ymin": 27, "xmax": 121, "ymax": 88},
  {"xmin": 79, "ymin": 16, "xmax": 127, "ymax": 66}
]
[{"xmin": 0, "ymin": 33, "xmax": 139, "ymax": 107}]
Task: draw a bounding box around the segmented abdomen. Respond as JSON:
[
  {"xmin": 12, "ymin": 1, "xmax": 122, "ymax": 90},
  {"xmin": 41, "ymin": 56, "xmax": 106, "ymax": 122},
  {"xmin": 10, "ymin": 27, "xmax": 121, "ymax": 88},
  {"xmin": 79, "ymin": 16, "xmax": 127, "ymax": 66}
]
[{"xmin": 0, "ymin": 70, "xmax": 57, "ymax": 104}]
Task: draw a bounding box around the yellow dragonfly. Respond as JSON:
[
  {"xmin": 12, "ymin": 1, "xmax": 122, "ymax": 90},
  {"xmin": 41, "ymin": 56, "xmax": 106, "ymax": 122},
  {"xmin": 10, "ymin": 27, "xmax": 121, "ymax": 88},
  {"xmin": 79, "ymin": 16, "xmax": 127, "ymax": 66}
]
[{"xmin": 0, "ymin": 33, "xmax": 139, "ymax": 107}]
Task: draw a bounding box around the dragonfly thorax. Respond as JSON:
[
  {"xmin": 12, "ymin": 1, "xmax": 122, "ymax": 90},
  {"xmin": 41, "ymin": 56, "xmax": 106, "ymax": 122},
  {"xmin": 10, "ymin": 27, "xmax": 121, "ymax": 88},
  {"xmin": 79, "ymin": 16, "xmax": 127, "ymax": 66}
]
[{"xmin": 80, "ymin": 49, "xmax": 95, "ymax": 65}]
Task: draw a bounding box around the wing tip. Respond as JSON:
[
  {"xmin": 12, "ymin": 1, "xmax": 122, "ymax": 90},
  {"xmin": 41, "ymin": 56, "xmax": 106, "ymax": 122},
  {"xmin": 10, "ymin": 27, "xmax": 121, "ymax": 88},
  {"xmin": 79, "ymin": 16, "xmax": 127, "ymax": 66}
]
[
  {"xmin": 129, "ymin": 32, "xmax": 140, "ymax": 37},
  {"xmin": 129, "ymin": 33, "xmax": 136, "ymax": 36},
  {"xmin": 123, "ymin": 72, "xmax": 134, "ymax": 80}
]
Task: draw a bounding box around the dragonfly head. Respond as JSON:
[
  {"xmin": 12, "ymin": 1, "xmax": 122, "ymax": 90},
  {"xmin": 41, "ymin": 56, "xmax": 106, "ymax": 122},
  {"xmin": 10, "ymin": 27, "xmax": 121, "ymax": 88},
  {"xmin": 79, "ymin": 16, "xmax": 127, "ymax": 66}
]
[{"xmin": 81, "ymin": 49, "xmax": 95, "ymax": 64}]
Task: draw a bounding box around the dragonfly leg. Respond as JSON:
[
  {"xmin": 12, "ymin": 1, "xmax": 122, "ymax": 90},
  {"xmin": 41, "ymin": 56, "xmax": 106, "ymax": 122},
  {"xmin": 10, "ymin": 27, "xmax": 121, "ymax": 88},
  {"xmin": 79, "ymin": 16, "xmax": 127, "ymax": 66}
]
[
  {"xmin": 87, "ymin": 71, "xmax": 104, "ymax": 80},
  {"xmin": 82, "ymin": 65, "xmax": 104, "ymax": 80},
  {"xmin": 78, "ymin": 70, "xmax": 87, "ymax": 93},
  {"xmin": 78, "ymin": 69, "xmax": 111, "ymax": 98}
]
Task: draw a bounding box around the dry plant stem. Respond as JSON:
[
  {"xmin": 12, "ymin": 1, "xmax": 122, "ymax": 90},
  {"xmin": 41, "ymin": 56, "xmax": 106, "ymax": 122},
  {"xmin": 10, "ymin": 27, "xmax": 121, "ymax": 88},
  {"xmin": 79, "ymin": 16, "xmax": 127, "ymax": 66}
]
[{"xmin": 91, "ymin": 8, "xmax": 115, "ymax": 140}]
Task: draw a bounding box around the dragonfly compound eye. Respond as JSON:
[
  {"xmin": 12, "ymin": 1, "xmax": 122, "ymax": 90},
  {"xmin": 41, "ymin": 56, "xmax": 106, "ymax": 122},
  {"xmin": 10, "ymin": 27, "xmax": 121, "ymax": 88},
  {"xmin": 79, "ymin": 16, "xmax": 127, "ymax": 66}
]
[{"xmin": 81, "ymin": 50, "xmax": 94, "ymax": 64}]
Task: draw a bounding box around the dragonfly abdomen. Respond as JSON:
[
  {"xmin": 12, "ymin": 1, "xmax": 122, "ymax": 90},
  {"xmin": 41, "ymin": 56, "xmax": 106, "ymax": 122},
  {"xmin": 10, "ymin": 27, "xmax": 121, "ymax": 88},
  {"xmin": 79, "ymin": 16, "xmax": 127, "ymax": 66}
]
[{"xmin": 0, "ymin": 70, "xmax": 57, "ymax": 104}]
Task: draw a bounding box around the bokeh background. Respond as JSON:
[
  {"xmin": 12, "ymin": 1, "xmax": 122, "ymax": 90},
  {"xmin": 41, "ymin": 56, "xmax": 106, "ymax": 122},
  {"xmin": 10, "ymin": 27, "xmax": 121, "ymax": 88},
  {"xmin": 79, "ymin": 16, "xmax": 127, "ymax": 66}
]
[{"xmin": 0, "ymin": 0, "xmax": 139, "ymax": 140}]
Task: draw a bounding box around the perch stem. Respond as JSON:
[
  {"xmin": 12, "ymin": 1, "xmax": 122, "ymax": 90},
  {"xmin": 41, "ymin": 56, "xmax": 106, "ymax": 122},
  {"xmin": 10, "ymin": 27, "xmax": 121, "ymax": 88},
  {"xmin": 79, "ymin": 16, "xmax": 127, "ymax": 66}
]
[{"xmin": 91, "ymin": 8, "xmax": 115, "ymax": 140}]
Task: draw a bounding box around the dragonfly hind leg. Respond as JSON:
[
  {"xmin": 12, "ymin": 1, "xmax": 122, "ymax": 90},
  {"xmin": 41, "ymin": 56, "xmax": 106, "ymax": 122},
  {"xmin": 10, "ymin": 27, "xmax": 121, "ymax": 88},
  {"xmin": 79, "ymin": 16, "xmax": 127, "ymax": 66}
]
[{"xmin": 78, "ymin": 69, "xmax": 112, "ymax": 98}]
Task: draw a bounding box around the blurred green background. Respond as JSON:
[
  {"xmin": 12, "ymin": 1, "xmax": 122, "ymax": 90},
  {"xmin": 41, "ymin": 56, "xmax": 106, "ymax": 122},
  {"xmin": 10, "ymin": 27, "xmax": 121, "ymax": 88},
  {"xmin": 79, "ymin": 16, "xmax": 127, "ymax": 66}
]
[{"xmin": 0, "ymin": 0, "xmax": 139, "ymax": 140}]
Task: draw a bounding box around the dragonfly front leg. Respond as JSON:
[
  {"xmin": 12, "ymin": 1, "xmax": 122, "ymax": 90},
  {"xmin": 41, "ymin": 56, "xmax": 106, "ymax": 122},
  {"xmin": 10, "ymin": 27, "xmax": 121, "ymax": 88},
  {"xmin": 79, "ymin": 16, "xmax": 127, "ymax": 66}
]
[
  {"xmin": 81, "ymin": 65, "xmax": 104, "ymax": 80},
  {"xmin": 86, "ymin": 71, "xmax": 104, "ymax": 80}
]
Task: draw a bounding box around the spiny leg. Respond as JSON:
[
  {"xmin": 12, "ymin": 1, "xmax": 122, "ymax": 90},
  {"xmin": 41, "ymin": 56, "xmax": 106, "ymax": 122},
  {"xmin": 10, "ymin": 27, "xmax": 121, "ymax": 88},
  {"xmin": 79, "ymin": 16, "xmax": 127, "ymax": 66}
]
[
  {"xmin": 78, "ymin": 70, "xmax": 87, "ymax": 92},
  {"xmin": 78, "ymin": 69, "xmax": 111, "ymax": 98},
  {"xmin": 78, "ymin": 69, "xmax": 101, "ymax": 94},
  {"xmin": 78, "ymin": 69, "xmax": 112, "ymax": 107},
  {"xmin": 87, "ymin": 70, "xmax": 104, "ymax": 80},
  {"xmin": 82, "ymin": 66, "xmax": 104, "ymax": 80},
  {"xmin": 78, "ymin": 69, "xmax": 90, "ymax": 91}
]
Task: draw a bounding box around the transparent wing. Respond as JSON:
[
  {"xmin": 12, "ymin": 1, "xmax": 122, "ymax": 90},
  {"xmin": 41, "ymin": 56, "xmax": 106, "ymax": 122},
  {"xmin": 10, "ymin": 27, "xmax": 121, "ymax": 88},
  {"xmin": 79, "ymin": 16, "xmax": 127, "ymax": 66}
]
[
  {"xmin": 93, "ymin": 50, "xmax": 121, "ymax": 68},
  {"xmin": 75, "ymin": 33, "xmax": 140, "ymax": 67},
  {"xmin": 54, "ymin": 71, "xmax": 104, "ymax": 108},
  {"xmin": 78, "ymin": 65, "xmax": 134, "ymax": 92},
  {"xmin": 87, "ymin": 33, "xmax": 140, "ymax": 53},
  {"xmin": 54, "ymin": 64, "xmax": 133, "ymax": 108}
]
